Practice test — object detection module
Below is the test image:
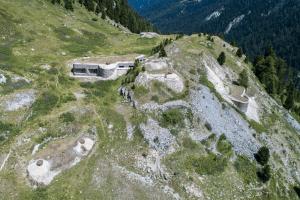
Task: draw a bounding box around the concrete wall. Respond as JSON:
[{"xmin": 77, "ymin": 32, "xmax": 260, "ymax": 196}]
[
  {"xmin": 98, "ymin": 66, "xmax": 116, "ymax": 78},
  {"xmin": 72, "ymin": 61, "xmax": 134, "ymax": 78},
  {"xmin": 73, "ymin": 64, "xmax": 99, "ymax": 76},
  {"xmin": 234, "ymin": 101, "xmax": 249, "ymax": 113}
]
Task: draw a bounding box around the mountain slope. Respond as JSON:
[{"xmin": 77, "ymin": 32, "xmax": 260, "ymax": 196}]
[
  {"xmin": 128, "ymin": 0, "xmax": 300, "ymax": 70},
  {"xmin": 0, "ymin": 0, "xmax": 300, "ymax": 199}
]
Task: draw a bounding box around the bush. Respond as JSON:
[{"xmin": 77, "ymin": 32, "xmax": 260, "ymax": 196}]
[
  {"xmin": 236, "ymin": 48, "xmax": 243, "ymax": 57},
  {"xmin": 238, "ymin": 69, "xmax": 249, "ymax": 88},
  {"xmin": 249, "ymin": 120, "xmax": 267, "ymax": 133},
  {"xmin": 234, "ymin": 156, "xmax": 257, "ymax": 184},
  {"xmin": 257, "ymin": 165, "xmax": 271, "ymax": 183},
  {"xmin": 217, "ymin": 52, "xmax": 226, "ymax": 65},
  {"xmin": 255, "ymin": 146, "xmax": 270, "ymax": 166},
  {"xmin": 182, "ymin": 137, "xmax": 198, "ymax": 150},
  {"xmin": 160, "ymin": 109, "xmax": 184, "ymax": 127},
  {"xmin": 31, "ymin": 92, "xmax": 59, "ymax": 118},
  {"xmin": 187, "ymin": 153, "xmax": 228, "ymax": 175},
  {"xmin": 205, "ymin": 122, "xmax": 212, "ymax": 131},
  {"xmin": 159, "ymin": 48, "xmax": 167, "ymax": 57},
  {"xmin": 0, "ymin": 122, "xmax": 18, "ymax": 143},
  {"xmin": 151, "ymin": 95, "xmax": 159, "ymax": 102},
  {"xmin": 59, "ymin": 112, "xmax": 75, "ymax": 123},
  {"xmin": 216, "ymin": 134, "xmax": 232, "ymax": 155},
  {"xmin": 293, "ymin": 186, "xmax": 300, "ymax": 198}
]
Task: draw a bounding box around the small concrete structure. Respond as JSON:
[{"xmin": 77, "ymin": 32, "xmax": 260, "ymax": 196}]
[
  {"xmin": 140, "ymin": 32, "xmax": 159, "ymax": 38},
  {"xmin": 72, "ymin": 55, "xmax": 145, "ymax": 79},
  {"xmin": 73, "ymin": 137, "xmax": 95, "ymax": 156},
  {"xmin": 27, "ymin": 136, "xmax": 95, "ymax": 186},
  {"xmin": 229, "ymin": 85, "xmax": 250, "ymax": 112},
  {"xmin": 27, "ymin": 159, "xmax": 58, "ymax": 186},
  {"xmin": 72, "ymin": 62, "xmax": 134, "ymax": 78}
]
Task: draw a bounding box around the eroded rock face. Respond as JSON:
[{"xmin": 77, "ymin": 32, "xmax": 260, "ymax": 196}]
[
  {"xmin": 140, "ymin": 119, "xmax": 177, "ymax": 155},
  {"xmin": 27, "ymin": 137, "xmax": 95, "ymax": 186},
  {"xmin": 190, "ymin": 86, "xmax": 260, "ymax": 158},
  {"xmin": 1, "ymin": 89, "xmax": 36, "ymax": 111},
  {"xmin": 144, "ymin": 59, "xmax": 169, "ymax": 71},
  {"xmin": 135, "ymin": 72, "xmax": 184, "ymax": 93}
]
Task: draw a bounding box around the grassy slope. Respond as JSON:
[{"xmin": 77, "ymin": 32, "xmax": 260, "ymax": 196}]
[
  {"xmin": 0, "ymin": 1, "xmax": 299, "ymax": 199},
  {"xmin": 0, "ymin": 0, "xmax": 166, "ymax": 199}
]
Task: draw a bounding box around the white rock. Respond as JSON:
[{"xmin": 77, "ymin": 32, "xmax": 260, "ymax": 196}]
[{"xmin": 0, "ymin": 74, "xmax": 6, "ymax": 84}]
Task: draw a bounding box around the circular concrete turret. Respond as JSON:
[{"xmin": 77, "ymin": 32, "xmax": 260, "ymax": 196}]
[
  {"xmin": 79, "ymin": 138, "xmax": 85, "ymax": 144},
  {"xmin": 36, "ymin": 160, "xmax": 43, "ymax": 166}
]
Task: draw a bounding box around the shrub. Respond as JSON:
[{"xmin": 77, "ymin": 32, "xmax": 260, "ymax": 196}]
[
  {"xmin": 293, "ymin": 186, "xmax": 300, "ymax": 198},
  {"xmin": 217, "ymin": 134, "xmax": 232, "ymax": 155},
  {"xmin": 234, "ymin": 156, "xmax": 257, "ymax": 184},
  {"xmin": 257, "ymin": 165, "xmax": 271, "ymax": 183},
  {"xmin": 238, "ymin": 69, "xmax": 249, "ymax": 88},
  {"xmin": 59, "ymin": 112, "xmax": 75, "ymax": 123},
  {"xmin": 255, "ymin": 146, "xmax": 270, "ymax": 166},
  {"xmin": 205, "ymin": 122, "xmax": 212, "ymax": 131},
  {"xmin": 31, "ymin": 92, "xmax": 59, "ymax": 118},
  {"xmin": 187, "ymin": 153, "xmax": 228, "ymax": 175},
  {"xmin": 182, "ymin": 137, "xmax": 198, "ymax": 150},
  {"xmin": 249, "ymin": 120, "xmax": 267, "ymax": 133},
  {"xmin": 217, "ymin": 52, "xmax": 226, "ymax": 65},
  {"xmin": 236, "ymin": 48, "xmax": 243, "ymax": 57},
  {"xmin": 159, "ymin": 48, "xmax": 167, "ymax": 57},
  {"xmin": 151, "ymin": 95, "xmax": 159, "ymax": 102},
  {"xmin": 160, "ymin": 109, "xmax": 184, "ymax": 127},
  {"xmin": 0, "ymin": 122, "xmax": 18, "ymax": 143}
]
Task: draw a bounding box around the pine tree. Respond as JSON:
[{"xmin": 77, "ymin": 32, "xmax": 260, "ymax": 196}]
[
  {"xmin": 159, "ymin": 48, "xmax": 167, "ymax": 57},
  {"xmin": 236, "ymin": 48, "xmax": 243, "ymax": 58},
  {"xmin": 95, "ymin": 4, "xmax": 101, "ymax": 15},
  {"xmin": 257, "ymin": 165, "xmax": 271, "ymax": 183},
  {"xmin": 238, "ymin": 69, "xmax": 249, "ymax": 88},
  {"xmin": 83, "ymin": 0, "xmax": 95, "ymax": 12},
  {"xmin": 284, "ymin": 83, "xmax": 295, "ymax": 110},
  {"xmin": 217, "ymin": 52, "xmax": 226, "ymax": 65},
  {"xmin": 51, "ymin": 0, "xmax": 61, "ymax": 5},
  {"xmin": 64, "ymin": 0, "xmax": 73, "ymax": 11}
]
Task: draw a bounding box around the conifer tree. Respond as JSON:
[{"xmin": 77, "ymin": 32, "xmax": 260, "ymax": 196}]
[
  {"xmin": 217, "ymin": 52, "xmax": 226, "ymax": 65},
  {"xmin": 64, "ymin": 0, "xmax": 73, "ymax": 11},
  {"xmin": 238, "ymin": 69, "xmax": 249, "ymax": 88},
  {"xmin": 159, "ymin": 48, "xmax": 167, "ymax": 58},
  {"xmin": 236, "ymin": 48, "xmax": 243, "ymax": 58}
]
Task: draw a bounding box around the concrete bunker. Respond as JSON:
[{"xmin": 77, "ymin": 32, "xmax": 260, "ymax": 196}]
[
  {"xmin": 27, "ymin": 136, "xmax": 95, "ymax": 186},
  {"xmin": 228, "ymin": 85, "xmax": 255, "ymax": 112},
  {"xmin": 72, "ymin": 55, "xmax": 144, "ymax": 79}
]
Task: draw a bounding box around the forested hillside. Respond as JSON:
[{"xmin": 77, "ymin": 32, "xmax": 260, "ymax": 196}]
[
  {"xmin": 128, "ymin": 0, "xmax": 300, "ymax": 70},
  {"xmin": 51, "ymin": 0, "xmax": 154, "ymax": 33}
]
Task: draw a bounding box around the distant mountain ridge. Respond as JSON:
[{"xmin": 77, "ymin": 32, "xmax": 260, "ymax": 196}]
[{"xmin": 128, "ymin": 0, "xmax": 300, "ymax": 70}]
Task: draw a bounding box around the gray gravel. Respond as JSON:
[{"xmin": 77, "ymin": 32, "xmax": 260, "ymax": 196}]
[
  {"xmin": 1, "ymin": 89, "xmax": 36, "ymax": 111},
  {"xmin": 190, "ymin": 86, "xmax": 260, "ymax": 158},
  {"xmin": 284, "ymin": 112, "xmax": 300, "ymax": 134},
  {"xmin": 140, "ymin": 100, "xmax": 190, "ymax": 112},
  {"xmin": 140, "ymin": 119, "xmax": 176, "ymax": 155}
]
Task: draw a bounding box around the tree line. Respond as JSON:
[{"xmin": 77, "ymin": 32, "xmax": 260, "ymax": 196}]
[{"xmin": 49, "ymin": 0, "xmax": 155, "ymax": 33}]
